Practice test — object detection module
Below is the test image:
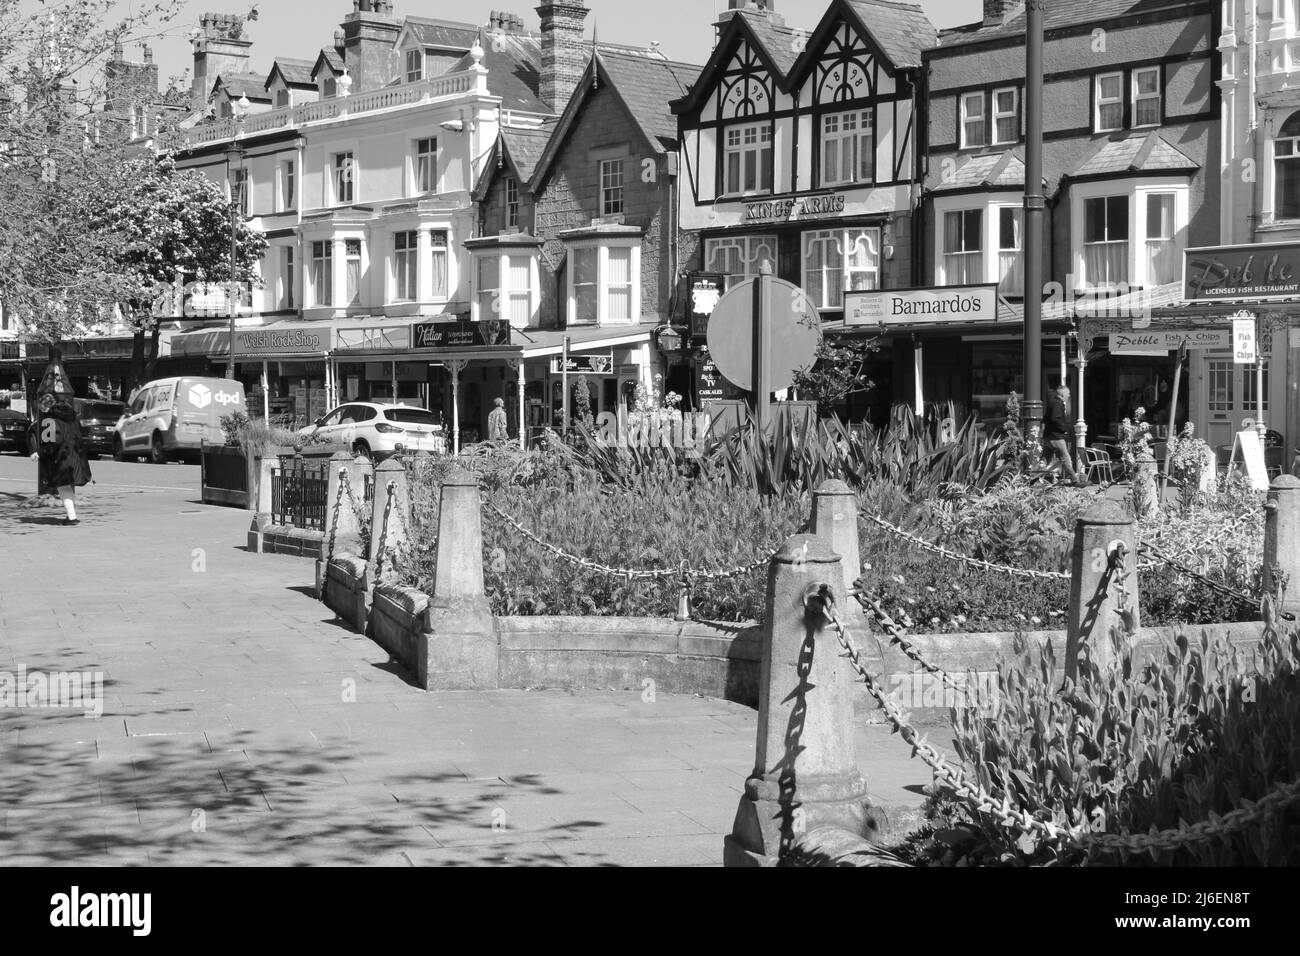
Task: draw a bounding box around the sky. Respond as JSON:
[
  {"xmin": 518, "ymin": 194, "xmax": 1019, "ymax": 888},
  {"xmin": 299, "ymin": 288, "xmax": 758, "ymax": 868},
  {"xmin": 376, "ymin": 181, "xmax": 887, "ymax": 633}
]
[{"xmin": 118, "ymin": 0, "xmax": 980, "ymax": 89}]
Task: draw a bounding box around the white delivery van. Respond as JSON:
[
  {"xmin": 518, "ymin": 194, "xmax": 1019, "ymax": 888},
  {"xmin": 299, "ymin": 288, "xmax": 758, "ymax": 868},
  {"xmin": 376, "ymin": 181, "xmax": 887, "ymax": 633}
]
[{"xmin": 114, "ymin": 377, "xmax": 247, "ymax": 463}]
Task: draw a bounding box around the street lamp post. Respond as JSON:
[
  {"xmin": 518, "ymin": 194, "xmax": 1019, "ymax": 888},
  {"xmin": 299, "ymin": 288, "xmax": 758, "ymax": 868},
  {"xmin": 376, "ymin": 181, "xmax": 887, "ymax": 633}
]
[
  {"xmin": 226, "ymin": 97, "xmax": 249, "ymax": 381},
  {"xmin": 1022, "ymin": 2, "xmax": 1046, "ymax": 440}
]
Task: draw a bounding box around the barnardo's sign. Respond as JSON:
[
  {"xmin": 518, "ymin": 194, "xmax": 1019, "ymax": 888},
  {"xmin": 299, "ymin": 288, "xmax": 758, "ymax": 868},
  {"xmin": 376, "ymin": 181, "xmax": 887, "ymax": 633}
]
[
  {"xmin": 844, "ymin": 285, "xmax": 998, "ymax": 327},
  {"xmin": 1184, "ymin": 242, "xmax": 1300, "ymax": 302},
  {"xmin": 1109, "ymin": 328, "xmax": 1231, "ymax": 354},
  {"xmin": 412, "ymin": 320, "xmax": 512, "ymax": 349},
  {"xmin": 233, "ymin": 325, "xmax": 329, "ymax": 356}
]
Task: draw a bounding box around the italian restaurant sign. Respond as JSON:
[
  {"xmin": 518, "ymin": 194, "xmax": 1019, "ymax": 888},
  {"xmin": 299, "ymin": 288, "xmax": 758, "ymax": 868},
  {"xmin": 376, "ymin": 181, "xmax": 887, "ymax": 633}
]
[
  {"xmin": 1109, "ymin": 329, "xmax": 1231, "ymax": 354},
  {"xmin": 412, "ymin": 320, "xmax": 511, "ymax": 349},
  {"xmin": 233, "ymin": 325, "xmax": 329, "ymax": 356},
  {"xmin": 745, "ymin": 194, "xmax": 846, "ymax": 224},
  {"xmin": 844, "ymin": 285, "xmax": 998, "ymax": 327},
  {"xmin": 1185, "ymin": 242, "xmax": 1300, "ymax": 302}
]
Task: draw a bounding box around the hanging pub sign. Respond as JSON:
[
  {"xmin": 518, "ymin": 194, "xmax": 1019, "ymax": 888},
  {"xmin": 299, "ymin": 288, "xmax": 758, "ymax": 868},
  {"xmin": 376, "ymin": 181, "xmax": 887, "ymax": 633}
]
[
  {"xmin": 412, "ymin": 319, "xmax": 511, "ymax": 349},
  {"xmin": 1184, "ymin": 241, "xmax": 1300, "ymax": 302},
  {"xmin": 688, "ymin": 273, "xmax": 725, "ymax": 339},
  {"xmin": 550, "ymin": 353, "xmax": 614, "ymax": 375},
  {"xmin": 1233, "ymin": 314, "xmax": 1258, "ymax": 364}
]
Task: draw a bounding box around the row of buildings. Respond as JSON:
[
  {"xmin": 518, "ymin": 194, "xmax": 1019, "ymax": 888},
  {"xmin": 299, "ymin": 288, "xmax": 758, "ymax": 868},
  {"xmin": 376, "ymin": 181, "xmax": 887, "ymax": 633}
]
[{"xmin": 5, "ymin": 0, "xmax": 1300, "ymax": 459}]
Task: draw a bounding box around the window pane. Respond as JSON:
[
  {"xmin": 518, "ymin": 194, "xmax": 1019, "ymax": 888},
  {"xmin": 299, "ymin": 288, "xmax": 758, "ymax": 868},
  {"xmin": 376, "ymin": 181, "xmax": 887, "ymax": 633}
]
[
  {"xmin": 478, "ymin": 255, "xmax": 499, "ymax": 290},
  {"xmin": 607, "ymin": 247, "xmax": 631, "ymax": 286},
  {"xmin": 1146, "ymin": 194, "xmax": 1174, "ymax": 238},
  {"xmin": 574, "ymin": 247, "xmax": 598, "ymax": 286},
  {"xmin": 1108, "ymin": 196, "xmax": 1129, "ymax": 238},
  {"xmin": 1100, "ymin": 75, "xmax": 1122, "ymax": 99},
  {"xmin": 1099, "ymin": 103, "xmax": 1122, "ymax": 129},
  {"xmin": 1136, "ymin": 70, "xmax": 1158, "ymax": 95},
  {"xmin": 1279, "ymin": 159, "xmax": 1300, "ymax": 218}
]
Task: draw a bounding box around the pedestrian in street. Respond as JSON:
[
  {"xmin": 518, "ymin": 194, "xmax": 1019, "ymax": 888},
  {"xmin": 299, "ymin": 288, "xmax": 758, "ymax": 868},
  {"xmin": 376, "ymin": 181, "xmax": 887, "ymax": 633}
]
[
  {"xmin": 1044, "ymin": 379, "xmax": 1086, "ymax": 486},
  {"xmin": 28, "ymin": 352, "xmax": 92, "ymax": 525},
  {"xmin": 487, "ymin": 397, "xmax": 508, "ymax": 442}
]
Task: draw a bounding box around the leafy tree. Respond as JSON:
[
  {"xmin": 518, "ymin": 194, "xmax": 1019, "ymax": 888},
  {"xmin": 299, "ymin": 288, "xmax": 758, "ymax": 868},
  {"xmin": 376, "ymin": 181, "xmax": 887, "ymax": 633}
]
[
  {"xmin": 0, "ymin": 0, "xmax": 180, "ymax": 350},
  {"xmin": 83, "ymin": 153, "xmax": 268, "ymax": 391},
  {"xmin": 791, "ymin": 333, "xmax": 881, "ymax": 418}
]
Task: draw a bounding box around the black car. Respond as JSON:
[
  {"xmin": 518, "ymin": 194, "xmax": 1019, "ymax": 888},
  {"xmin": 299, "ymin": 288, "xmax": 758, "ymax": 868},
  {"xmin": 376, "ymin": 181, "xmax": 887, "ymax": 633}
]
[
  {"xmin": 0, "ymin": 407, "xmax": 30, "ymax": 454},
  {"xmin": 73, "ymin": 398, "xmax": 127, "ymax": 459}
]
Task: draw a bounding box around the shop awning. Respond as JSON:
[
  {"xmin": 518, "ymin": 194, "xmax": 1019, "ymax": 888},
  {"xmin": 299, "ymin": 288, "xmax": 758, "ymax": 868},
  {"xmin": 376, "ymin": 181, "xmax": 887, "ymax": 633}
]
[
  {"xmin": 515, "ymin": 322, "xmax": 658, "ymax": 359},
  {"xmin": 168, "ymin": 319, "xmax": 335, "ymax": 362}
]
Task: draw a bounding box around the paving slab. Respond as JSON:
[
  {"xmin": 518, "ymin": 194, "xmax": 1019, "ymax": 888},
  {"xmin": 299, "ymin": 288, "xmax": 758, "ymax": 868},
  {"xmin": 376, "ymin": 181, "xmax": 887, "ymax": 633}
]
[{"xmin": 0, "ymin": 456, "xmax": 932, "ymax": 866}]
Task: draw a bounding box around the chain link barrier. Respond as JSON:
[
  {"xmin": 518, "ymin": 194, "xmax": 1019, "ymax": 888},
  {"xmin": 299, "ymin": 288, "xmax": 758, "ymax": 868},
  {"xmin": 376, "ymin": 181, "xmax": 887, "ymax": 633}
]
[
  {"xmin": 1139, "ymin": 540, "xmax": 1296, "ymax": 622},
  {"xmin": 481, "ymin": 496, "xmax": 775, "ymax": 584},
  {"xmin": 372, "ymin": 480, "xmax": 397, "ymax": 582},
  {"xmin": 811, "ymin": 582, "xmax": 1300, "ymax": 858},
  {"xmin": 324, "ymin": 469, "xmax": 345, "ymax": 568},
  {"xmin": 861, "ymin": 512, "xmax": 1070, "ymax": 582}
]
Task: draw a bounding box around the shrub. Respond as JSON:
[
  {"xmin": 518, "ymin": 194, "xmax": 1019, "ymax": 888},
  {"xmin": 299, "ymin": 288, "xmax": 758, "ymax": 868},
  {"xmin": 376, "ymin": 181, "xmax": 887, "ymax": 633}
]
[{"xmin": 903, "ymin": 609, "xmax": 1300, "ymax": 866}]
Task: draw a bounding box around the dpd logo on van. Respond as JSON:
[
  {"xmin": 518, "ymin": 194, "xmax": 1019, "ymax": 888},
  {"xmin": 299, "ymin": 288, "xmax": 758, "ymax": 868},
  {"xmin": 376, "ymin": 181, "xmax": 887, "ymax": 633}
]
[{"xmin": 188, "ymin": 385, "xmax": 242, "ymax": 409}]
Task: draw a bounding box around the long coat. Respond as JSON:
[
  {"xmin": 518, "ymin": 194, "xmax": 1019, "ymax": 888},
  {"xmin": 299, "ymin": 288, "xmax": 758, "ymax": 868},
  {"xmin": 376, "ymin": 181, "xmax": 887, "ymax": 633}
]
[{"xmin": 35, "ymin": 400, "xmax": 92, "ymax": 494}]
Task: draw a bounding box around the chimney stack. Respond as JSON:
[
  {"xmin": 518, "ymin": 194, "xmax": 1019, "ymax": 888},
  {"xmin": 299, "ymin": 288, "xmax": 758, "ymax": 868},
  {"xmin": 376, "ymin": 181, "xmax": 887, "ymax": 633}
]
[
  {"xmin": 983, "ymin": 1, "xmax": 1024, "ymax": 28},
  {"xmin": 536, "ymin": 1, "xmax": 590, "ymax": 114},
  {"xmin": 190, "ymin": 12, "xmax": 252, "ymax": 110}
]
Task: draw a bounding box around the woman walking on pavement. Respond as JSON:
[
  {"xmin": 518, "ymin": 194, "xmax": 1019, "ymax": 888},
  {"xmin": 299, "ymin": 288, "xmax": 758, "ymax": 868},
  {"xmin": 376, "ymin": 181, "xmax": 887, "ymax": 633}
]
[{"xmin": 28, "ymin": 351, "xmax": 92, "ymax": 525}]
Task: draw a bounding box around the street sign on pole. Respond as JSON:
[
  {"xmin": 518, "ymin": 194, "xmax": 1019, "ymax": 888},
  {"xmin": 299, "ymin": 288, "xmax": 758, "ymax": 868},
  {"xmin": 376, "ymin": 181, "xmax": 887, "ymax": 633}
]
[{"xmin": 705, "ymin": 273, "xmax": 821, "ymax": 395}]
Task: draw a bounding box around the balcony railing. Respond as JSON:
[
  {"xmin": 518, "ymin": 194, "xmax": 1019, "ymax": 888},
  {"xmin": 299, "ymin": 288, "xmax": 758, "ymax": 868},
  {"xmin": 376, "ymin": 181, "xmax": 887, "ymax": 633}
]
[{"xmin": 184, "ymin": 68, "xmax": 487, "ymax": 148}]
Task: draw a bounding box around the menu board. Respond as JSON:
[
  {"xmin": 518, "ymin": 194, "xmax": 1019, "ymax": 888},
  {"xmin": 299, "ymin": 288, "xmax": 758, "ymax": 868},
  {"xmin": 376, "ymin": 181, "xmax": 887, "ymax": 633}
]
[{"xmin": 696, "ymin": 357, "xmax": 726, "ymax": 407}]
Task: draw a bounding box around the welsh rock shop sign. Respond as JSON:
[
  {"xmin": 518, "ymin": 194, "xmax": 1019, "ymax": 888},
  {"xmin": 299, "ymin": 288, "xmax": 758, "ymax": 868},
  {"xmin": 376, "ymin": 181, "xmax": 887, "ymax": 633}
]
[
  {"xmin": 233, "ymin": 326, "xmax": 329, "ymax": 356},
  {"xmin": 1184, "ymin": 242, "xmax": 1300, "ymax": 302}
]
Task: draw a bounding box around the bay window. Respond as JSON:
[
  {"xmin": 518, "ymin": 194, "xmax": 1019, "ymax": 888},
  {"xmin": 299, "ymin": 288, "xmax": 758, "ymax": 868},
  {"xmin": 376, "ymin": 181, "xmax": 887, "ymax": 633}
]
[
  {"xmin": 724, "ymin": 122, "xmax": 773, "ymax": 195},
  {"xmin": 704, "ymin": 235, "xmax": 777, "ymax": 291},
  {"xmin": 430, "ymin": 230, "xmax": 448, "ymax": 299},
  {"xmin": 1083, "ymin": 195, "xmax": 1129, "ymax": 287},
  {"xmin": 943, "ymin": 209, "xmax": 983, "ymax": 285},
  {"xmin": 1274, "ymin": 111, "xmax": 1300, "ymax": 220},
  {"xmin": 310, "ymin": 240, "xmax": 332, "ymax": 307},
  {"xmin": 471, "ymin": 246, "xmax": 539, "ymax": 328},
  {"xmin": 393, "ymin": 231, "xmax": 417, "ymax": 302},
  {"xmin": 345, "ymin": 238, "xmax": 363, "ymax": 306},
  {"xmin": 998, "ymin": 207, "xmax": 1024, "ymax": 295},
  {"xmin": 566, "ymin": 239, "xmax": 642, "ymax": 325},
  {"xmin": 822, "ymin": 109, "xmax": 873, "ymax": 186},
  {"xmin": 802, "ymin": 228, "xmax": 880, "ymax": 310}
]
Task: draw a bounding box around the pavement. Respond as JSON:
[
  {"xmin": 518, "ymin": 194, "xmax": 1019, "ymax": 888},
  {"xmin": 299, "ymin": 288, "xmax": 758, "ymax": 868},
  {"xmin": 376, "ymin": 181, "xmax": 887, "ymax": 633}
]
[{"xmin": 0, "ymin": 453, "xmax": 932, "ymax": 867}]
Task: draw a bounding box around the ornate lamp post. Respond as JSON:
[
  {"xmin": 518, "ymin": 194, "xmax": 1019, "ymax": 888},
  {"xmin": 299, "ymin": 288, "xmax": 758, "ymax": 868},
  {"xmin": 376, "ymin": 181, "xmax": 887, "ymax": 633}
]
[{"xmin": 1022, "ymin": 1, "xmax": 1046, "ymax": 441}]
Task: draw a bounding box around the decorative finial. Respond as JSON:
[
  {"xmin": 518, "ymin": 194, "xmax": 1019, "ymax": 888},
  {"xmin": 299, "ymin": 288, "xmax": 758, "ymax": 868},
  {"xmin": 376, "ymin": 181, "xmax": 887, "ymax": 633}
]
[
  {"xmin": 337, "ymin": 69, "xmax": 353, "ymax": 97},
  {"xmin": 470, "ymin": 40, "xmax": 484, "ymax": 65}
]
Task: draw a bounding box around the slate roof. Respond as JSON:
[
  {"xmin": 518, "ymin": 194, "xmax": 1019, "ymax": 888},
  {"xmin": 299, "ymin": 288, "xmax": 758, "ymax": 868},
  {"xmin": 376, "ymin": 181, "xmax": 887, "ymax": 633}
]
[
  {"xmin": 312, "ymin": 48, "xmax": 344, "ymax": 79},
  {"xmin": 1068, "ymin": 132, "xmax": 1199, "ymax": 179},
  {"xmin": 740, "ymin": 12, "xmax": 804, "ymax": 76},
  {"xmin": 930, "ymin": 151, "xmax": 1026, "ymax": 191},
  {"xmin": 938, "ymin": 1, "xmax": 1194, "ymax": 48},
  {"xmin": 266, "ymin": 58, "xmax": 316, "ymax": 90},
  {"xmin": 213, "ymin": 73, "xmax": 271, "ymax": 102},
  {"xmin": 501, "ymin": 123, "xmax": 554, "ymax": 182},
  {"xmin": 596, "ymin": 52, "xmax": 701, "ymax": 149},
  {"xmin": 843, "ymin": 0, "xmax": 939, "ymax": 69},
  {"xmin": 404, "ymin": 16, "xmax": 480, "ymax": 50},
  {"xmin": 452, "ymin": 33, "xmax": 546, "ymax": 112}
]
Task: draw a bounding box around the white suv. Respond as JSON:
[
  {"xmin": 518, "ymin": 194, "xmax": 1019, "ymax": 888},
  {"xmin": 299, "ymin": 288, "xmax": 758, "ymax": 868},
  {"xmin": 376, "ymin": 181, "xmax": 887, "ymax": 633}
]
[{"xmin": 301, "ymin": 403, "xmax": 446, "ymax": 460}]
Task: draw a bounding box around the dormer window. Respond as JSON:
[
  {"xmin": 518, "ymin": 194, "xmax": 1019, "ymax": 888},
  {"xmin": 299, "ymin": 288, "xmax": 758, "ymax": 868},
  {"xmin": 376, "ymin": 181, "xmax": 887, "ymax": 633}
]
[
  {"xmin": 275, "ymin": 88, "xmax": 289, "ymax": 108},
  {"xmin": 323, "ymin": 76, "xmax": 337, "ymax": 98},
  {"xmin": 405, "ymin": 48, "xmax": 423, "ymax": 83}
]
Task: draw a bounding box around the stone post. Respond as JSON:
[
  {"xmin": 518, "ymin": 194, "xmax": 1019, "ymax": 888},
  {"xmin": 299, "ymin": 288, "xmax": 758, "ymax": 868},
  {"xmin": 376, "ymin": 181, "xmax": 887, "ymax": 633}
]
[
  {"xmin": 368, "ymin": 458, "xmax": 411, "ymax": 582},
  {"xmin": 810, "ymin": 480, "xmax": 874, "ymax": 662},
  {"xmin": 725, "ymin": 534, "xmax": 873, "ymax": 867},
  {"xmin": 1065, "ymin": 501, "xmax": 1139, "ymax": 682},
  {"xmin": 1132, "ymin": 448, "xmax": 1158, "ymax": 518},
  {"xmin": 317, "ymin": 452, "xmax": 370, "ymax": 596},
  {"xmin": 1264, "ymin": 475, "xmax": 1300, "ymax": 615},
  {"xmin": 246, "ymin": 454, "xmax": 279, "ymax": 554},
  {"xmin": 420, "ymin": 466, "xmax": 498, "ymax": 690}
]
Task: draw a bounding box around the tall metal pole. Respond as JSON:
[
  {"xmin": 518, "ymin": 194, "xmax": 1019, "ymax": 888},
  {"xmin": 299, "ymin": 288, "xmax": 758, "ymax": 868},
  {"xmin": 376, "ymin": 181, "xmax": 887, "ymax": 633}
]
[
  {"xmin": 751, "ymin": 262, "xmax": 773, "ymax": 432},
  {"xmin": 1021, "ymin": 1, "xmax": 1046, "ymax": 439}
]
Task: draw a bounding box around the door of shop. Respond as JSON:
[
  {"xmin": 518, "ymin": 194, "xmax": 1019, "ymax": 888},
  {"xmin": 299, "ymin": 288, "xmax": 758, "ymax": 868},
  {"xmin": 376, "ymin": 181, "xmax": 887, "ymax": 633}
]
[{"xmin": 1202, "ymin": 352, "xmax": 1270, "ymax": 451}]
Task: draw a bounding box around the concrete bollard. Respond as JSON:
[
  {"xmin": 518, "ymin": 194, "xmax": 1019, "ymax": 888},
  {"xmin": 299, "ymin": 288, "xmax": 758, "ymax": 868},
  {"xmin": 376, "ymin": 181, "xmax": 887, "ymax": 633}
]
[
  {"xmin": 811, "ymin": 480, "xmax": 874, "ymax": 660},
  {"xmin": 725, "ymin": 534, "xmax": 874, "ymax": 867},
  {"xmin": 1064, "ymin": 500, "xmax": 1140, "ymax": 682},
  {"xmin": 368, "ymin": 458, "xmax": 411, "ymax": 580},
  {"xmin": 420, "ymin": 466, "xmax": 498, "ymax": 691},
  {"xmin": 1264, "ymin": 475, "xmax": 1300, "ymax": 615}
]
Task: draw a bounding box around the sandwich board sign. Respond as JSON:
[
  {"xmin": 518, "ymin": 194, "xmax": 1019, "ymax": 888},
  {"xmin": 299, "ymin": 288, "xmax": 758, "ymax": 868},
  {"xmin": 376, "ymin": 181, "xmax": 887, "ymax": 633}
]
[{"xmin": 1227, "ymin": 429, "xmax": 1270, "ymax": 491}]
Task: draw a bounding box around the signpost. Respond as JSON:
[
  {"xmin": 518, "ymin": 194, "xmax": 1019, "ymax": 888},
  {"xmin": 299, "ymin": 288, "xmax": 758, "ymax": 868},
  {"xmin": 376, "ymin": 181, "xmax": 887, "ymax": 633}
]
[{"xmin": 705, "ymin": 267, "xmax": 821, "ymax": 431}]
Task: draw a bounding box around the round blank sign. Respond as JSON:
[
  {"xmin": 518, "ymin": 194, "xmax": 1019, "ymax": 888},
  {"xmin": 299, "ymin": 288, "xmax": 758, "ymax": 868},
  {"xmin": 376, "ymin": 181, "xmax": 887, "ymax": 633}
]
[{"xmin": 706, "ymin": 277, "xmax": 822, "ymax": 391}]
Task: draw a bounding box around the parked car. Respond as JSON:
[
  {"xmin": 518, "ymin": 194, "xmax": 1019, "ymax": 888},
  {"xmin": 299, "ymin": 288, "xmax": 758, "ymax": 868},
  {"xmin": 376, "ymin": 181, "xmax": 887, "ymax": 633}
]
[
  {"xmin": 73, "ymin": 398, "xmax": 127, "ymax": 459},
  {"xmin": 115, "ymin": 377, "xmax": 247, "ymax": 464},
  {"xmin": 299, "ymin": 403, "xmax": 446, "ymax": 460},
  {"xmin": 0, "ymin": 405, "xmax": 30, "ymax": 455}
]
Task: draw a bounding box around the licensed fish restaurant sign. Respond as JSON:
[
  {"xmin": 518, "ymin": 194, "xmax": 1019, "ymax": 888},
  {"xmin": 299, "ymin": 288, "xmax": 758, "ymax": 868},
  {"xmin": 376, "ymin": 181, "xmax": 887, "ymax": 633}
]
[
  {"xmin": 1185, "ymin": 242, "xmax": 1300, "ymax": 302},
  {"xmin": 1109, "ymin": 328, "xmax": 1231, "ymax": 354},
  {"xmin": 844, "ymin": 285, "xmax": 998, "ymax": 327},
  {"xmin": 412, "ymin": 320, "xmax": 512, "ymax": 349}
]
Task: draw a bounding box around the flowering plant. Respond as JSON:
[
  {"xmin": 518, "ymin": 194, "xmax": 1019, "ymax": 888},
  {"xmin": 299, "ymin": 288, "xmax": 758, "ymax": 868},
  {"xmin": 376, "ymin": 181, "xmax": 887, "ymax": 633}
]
[{"xmin": 1118, "ymin": 406, "xmax": 1154, "ymax": 475}]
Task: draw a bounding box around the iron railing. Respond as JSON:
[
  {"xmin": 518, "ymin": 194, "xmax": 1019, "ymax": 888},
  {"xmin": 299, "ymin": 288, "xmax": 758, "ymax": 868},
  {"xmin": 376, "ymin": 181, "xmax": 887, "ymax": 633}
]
[{"xmin": 270, "ymin": 457, "xmax": 329, "ymax": 530}]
